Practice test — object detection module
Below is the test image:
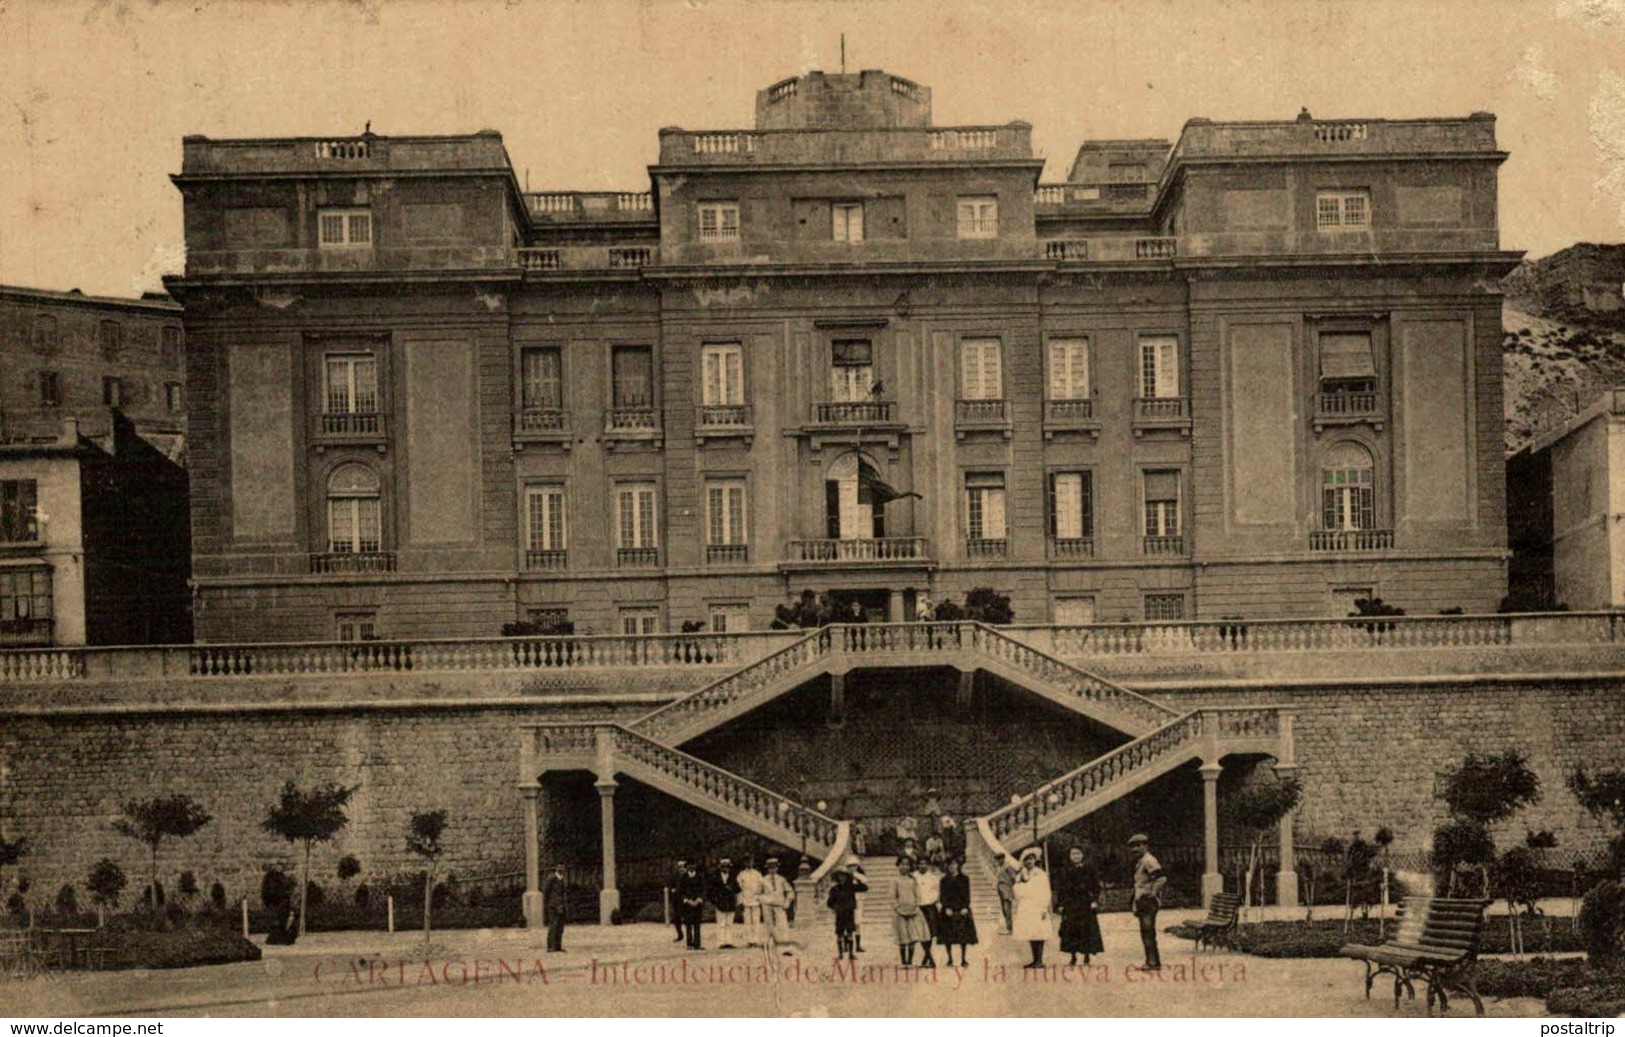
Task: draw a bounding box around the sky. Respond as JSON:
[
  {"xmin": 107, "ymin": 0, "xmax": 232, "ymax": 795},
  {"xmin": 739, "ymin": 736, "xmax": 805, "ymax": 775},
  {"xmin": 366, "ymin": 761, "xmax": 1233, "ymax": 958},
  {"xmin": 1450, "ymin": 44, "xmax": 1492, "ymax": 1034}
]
[{"xmin": 3, "ymin": 0, "xmax": 1625, "ymax": 298}]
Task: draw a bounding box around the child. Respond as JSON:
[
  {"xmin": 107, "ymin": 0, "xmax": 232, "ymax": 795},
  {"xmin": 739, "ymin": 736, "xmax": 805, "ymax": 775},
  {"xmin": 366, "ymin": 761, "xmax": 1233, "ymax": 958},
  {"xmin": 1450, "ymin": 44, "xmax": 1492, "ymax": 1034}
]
[{"xmin": 826, "ymin": 863, "xmax": 868, "ymax": 960}]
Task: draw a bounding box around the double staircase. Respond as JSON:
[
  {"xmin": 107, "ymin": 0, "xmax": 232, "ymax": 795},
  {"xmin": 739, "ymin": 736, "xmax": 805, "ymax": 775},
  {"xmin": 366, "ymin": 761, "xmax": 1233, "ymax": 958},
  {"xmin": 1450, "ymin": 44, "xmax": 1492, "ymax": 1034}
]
[{"xmin": 521, "ymin": 622, "xmax": 1293, "ymax": 916}]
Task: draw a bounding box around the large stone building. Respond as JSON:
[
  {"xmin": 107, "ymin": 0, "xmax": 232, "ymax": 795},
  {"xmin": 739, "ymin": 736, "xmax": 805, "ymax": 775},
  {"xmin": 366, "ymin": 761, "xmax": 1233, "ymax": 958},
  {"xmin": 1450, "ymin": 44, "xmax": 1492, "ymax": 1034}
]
[{"xmin": 167, "ymin": 70, "xmax": 1517, "ymax": 643}]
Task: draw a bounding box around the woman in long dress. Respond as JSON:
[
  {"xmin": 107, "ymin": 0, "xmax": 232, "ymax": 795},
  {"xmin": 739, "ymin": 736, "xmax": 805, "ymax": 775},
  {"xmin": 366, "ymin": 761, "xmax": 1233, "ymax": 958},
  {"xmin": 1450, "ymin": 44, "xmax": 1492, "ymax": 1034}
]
[
  {"xmin": 1054, "ymin": 845, "xmax": 1104, "ymax": 965},
  {"xmin": 935, "ymin": 856, "xmax": 979, "ymax": 966},
  {"xmin": 1009, "ymin": 847, "xmax": 1053, "ymax": 968},
  {"xmin": 891, "ymin": 856, "xmax": 933, "ymax": 966}
]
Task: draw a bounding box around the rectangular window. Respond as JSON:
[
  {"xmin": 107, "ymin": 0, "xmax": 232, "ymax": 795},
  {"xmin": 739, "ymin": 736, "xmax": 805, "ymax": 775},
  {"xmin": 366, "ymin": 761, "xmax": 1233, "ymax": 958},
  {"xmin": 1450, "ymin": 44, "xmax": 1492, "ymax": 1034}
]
[
  {"xmin": 1139, "ymin": 336, "xmax": 1179, "ymax": 398},
  {"xmin": 710, "ymin": 604, "xmax": 750, "ymax": 633},
  {"xmin": 1053, "ymin": 597, "xmax": 1097, "ymax": 625},
  {"xmin": 1318, "ymin": 332, "xmax": 1377, "ymax": 391},
  {"xmin": 957, "ymin": 196, "xmax": 999, "ymax": 239},
  {"xmin": 697, "ymin": 202, "xmax": 741, "ymax": 242},
  {"xmin": 527, "ymin": 607, "xmax": 571, "ymax": 633},
  {"xmin": 166, "ymin": 382, "xmax": 184, "ymax": 412},
  {"xmin": 32, "ymin": 314, "xmax": 57, "ymax": 354},
  {"xmin": 1047, "ymin": 472, "xmax": 1094, "ymax": 540},
  {"xmin": 611, "ymin": 346, "xmax": 654, "ymax": 408},
  {"xmin": 829, "ymin": 339, "xmax": 875, "ymax": 402},
  {"xmin": 335, "ymin": 611, "xmax": 377, "ymax": 642},
  {"xmin": 521, "ymin": 348, "xmax": 563, "ymax": 410},
  {"xmin": 702, "ymin": 344, "xmax": 745, "ymax": 406},
  {"xmin": 526, "ymin": 485, "xmax": 568, "ymax": 552},
  {"xmin": 1322, "ymin": 468, "xmax": 1376, "ymax": 531},
  {"xmin": 328, "ymin": 497, "xmax": 381, "ymax": 553},
  {"xmin": 616, "ymin": 484, "xmax": 658, "ymax": 549},
  {"xmin": 38, "ymin": 371, "xmax": 60, "ymax": 407},
  {"xmin": 1143, "ymin": 470, "xmax": 1181, "ymax": 537},
  {"xmin": 0, "ymin": 481, "xmax": 39, "ymax": 542},
  {"xmin": 324, "ymin": 354, "xmax": 379, "ymax": 414},
  {"xmin": 965, "ymin": 472, "xmax": 1007, "ymax": 541},
  {"xmin": 705, "ymin": 480, "xmax": 748, "ymax": 546},
  {"xmin": 1144, "ymin": 593, "xmax": 1185, "ymax": 621},
  {"xmin": 318, "ymin": 208, "xmax": 373, "ymax": 247},
  {"xmin": 1048, "ymin": 338, "xmax": 1090, "ymax": 399},
  {"xmin": 0, "ymin": 570, "xmax": 52, "ymax": 625},
  {"xmin": 161, "ymin": 326, "xmax": 183, "ymax": 367},
  {"xmin": 960, "ymin": 338, "xmax": 1003, "ymax": 400},
  {"xmin": 832, "ymin": 202, "xmax": 864, "ymax": 242},
  {"xmin": 98, "ymin": 321, "xmax": 122, "ymax": 358},
  {"xmin": 620, "ymin": 607, "xmax": 660, "ymax": 636},
  {"xmin": 1316, "ymin": 190, "xmax": 1371, "ymax": 231},
  {"xmin": 102, "ymin": 377, "xmax": 123, "ymax": 407}
]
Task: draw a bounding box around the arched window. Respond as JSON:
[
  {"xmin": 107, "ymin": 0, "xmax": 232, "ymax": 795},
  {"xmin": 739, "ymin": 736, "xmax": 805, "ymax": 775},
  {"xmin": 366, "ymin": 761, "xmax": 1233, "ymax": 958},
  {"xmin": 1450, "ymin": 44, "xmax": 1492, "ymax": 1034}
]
[
  {"xmin": 327, "ymin": 463, "xmax": 381, "ymax": 553},
  {"xmin": 1321, "ymin": 442, "xmax": 1375, "ymax": 531}
]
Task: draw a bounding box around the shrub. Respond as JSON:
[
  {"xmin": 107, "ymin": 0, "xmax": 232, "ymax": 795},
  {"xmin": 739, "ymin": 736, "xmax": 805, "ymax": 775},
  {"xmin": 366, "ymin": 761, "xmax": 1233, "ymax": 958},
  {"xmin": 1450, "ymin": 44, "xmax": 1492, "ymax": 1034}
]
[
  {"xmin": 112, "ymin": 794, "xmax": 212, "ymax": 912},
  {"xmin": 337, "ymin": 855, "xmax": 362, "ymax": 883},
  {"xmin": 304, "ymin": 880, "xmax": 325, "ymax": 907},
  {"xmin": 54, "ymin": 884, "xmax": 79, "ymax": 915},
  {"xmin": 1432, "ymin": 818, "xmax": 1495, "ymax": 892},
  {"xmin": 6, "ymin": 891, "xmax": 26, "ymax": 915},
  {"xmin": 261, "ymin": 867, "xmax": 294, "ymax": 912},
  {"xmin": 962, "ymin": 588, "xmax": 1014, "ymax": 624},
  {"xmin": 177, "ymin": 871, "xmax": 198, "ymax": 899},
  {"xmin": 209, "ymin": 881, "xmax": 227, "ymax": 908},
  {"xmin": 1441, "ymin": 750, "xmax": 1541, "ymax": 824},
  {"xmin": 1579, "ymin": 880, "xmax": 1625, "ymax": 965},
  {"xmin": 98, "ymin": 913, "xmax": 262, "ymax": 971},
  {"xmin": 87, "ymin": 858, "xmax": 127, "ymax": 908},
  {"xmin": 354, "ymin": 881, "xmax": 371, "ymax": 908}
]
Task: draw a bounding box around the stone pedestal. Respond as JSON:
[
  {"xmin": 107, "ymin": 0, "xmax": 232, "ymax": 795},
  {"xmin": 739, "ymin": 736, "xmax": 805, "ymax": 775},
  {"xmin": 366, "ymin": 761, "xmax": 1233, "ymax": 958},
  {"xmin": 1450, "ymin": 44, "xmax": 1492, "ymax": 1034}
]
[
  {"xmin": 1275, "ymin": 869, "xmax": 1300, "ymax": 909},
  {"xmin": 1202, "ymin": 871, "xmax": 1225, "ymax": 903},
  {"xmin": 599, "ymin": 887, "xmax": 621, "ymax": 926},
  {"xmin": 522, "ymin": 890, "xmax": 544, "ymax": 929}
]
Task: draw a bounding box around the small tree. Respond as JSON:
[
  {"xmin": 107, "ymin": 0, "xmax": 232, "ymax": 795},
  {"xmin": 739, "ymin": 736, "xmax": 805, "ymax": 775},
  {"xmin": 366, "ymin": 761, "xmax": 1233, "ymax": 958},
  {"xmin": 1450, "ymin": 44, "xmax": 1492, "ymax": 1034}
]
[
  {"xmin": 1432, "ymin": 750, "xmax": 1541, "ymax": 896},
  {"xmin": 1224, "ymin": 772, "xmax": 1303, "ymax": 921},
  {"xmin": 405, "ymin": 810, "xmax": 448, "ymax": 944},
  {"xmin": 962, "ymin": 588, "xmax": 1014, "ymax": 624},
  {"xmin": 0, "ymin": 834, "xmax": 26, "ymax": 907},
  {"xmin": 261, "ymin": 780, "xmax": 358, "ymax": 936},
  {"xmin": 112, "ymin": 794, "xmax": 213, "ymax": 910},
  {"xmin": 86, "ymin": 858, "xmax": 127, "ymax": 917},
  {"xmin": 1373, "ymin": 826, "xmax": 1396, "ymax": 936},
  {"xmin": 1568, "ymin": 767, "xmax": 1625, "ymax": 875}
]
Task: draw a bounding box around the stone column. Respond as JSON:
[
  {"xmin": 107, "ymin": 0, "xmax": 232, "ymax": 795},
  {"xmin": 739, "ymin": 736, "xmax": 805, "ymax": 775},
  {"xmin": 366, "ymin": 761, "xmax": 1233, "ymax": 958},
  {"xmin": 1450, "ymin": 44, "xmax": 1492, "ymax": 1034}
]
[
  {"xmin": 596, "ymin": 780, "xmax": 620, "ymax": 924},
  {"xmin": 521, "ymin": 787, "xmax": 543, "ymax": 928},
  {"xmin": 1200, "ymin": 762, "xmax": 1224, "ymax": 907},
  {"xmin": 956, "ymin": 669, "xmax": 975, "ymax": 711},
  {"xmin": 829, "ymin": 672, "xmax": 845, "ymax": 721},
  {"xmin": 1275, "ymin": 764, "xmax": 1300, "ymax": 908},
  {"xmin": 888, "ymin": 588, "xmax": 905, "ymax": 624}
]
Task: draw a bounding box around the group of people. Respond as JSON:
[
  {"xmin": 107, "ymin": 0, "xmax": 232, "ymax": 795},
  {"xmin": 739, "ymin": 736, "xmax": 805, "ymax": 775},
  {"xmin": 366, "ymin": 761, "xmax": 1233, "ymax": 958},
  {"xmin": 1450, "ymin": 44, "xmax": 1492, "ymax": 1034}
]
[{"xmin": 666, "ymin": 855, "xmax": 799, "ymax": 954}]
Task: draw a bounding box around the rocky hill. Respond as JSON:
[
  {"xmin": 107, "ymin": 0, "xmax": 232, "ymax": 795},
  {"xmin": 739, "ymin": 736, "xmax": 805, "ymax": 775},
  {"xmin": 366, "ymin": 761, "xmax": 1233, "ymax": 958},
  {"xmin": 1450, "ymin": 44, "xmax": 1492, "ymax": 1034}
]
[{"xmin": 1501, "ymin": 303, "xmax": 1625, "ymax": 452}]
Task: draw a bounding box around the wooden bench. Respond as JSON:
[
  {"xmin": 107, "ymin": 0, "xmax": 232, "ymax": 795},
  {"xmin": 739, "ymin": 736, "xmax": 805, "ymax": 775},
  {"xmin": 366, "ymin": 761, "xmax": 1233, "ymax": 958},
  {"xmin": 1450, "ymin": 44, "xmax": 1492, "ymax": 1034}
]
[
  {"xmin": 1339, "ymin": 896, "xmax": 1490, "ymax": 1016},
  {"xmin": 1189, "ymin": 892, "xmax": 1242, "ymax": 951}
]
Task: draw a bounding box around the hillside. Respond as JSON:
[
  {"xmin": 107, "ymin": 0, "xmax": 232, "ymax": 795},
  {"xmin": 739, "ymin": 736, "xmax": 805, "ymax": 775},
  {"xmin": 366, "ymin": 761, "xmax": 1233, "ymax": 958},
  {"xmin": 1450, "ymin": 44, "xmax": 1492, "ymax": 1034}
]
[{"xmin": 1501, "ymin": 303, "xmax": 1625, "ymax": 452}]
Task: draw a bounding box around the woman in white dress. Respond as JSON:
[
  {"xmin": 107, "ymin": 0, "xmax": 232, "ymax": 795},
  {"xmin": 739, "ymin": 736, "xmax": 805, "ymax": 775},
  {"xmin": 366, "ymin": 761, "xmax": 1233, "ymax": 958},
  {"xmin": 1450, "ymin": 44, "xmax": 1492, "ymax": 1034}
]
[{"xmin": 1008, "ymin": 847, "xmax": 1053, "ymax": 968}]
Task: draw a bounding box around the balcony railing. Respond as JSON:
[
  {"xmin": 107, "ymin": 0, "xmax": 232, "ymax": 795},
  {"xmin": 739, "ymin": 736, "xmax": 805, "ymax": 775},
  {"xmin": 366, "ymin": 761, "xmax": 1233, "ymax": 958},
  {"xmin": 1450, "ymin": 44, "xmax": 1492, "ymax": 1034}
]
[
  {"xmin": 606, "ymin": 407, "xmax": 660, "ymax": 433},
  {"xmin": 659, "ymin": 125, "xmax": 1032, "ymax": 166},
  {"xmin": 1309, "ymin": 529, "xmax": 1394, "ymax": 552},
  {"xmin": 609, "ymin": 247, "xmax": 653, "ymax": 269},
  {"xmin": 309, "ymin": 551, "xmax": 397, "ymax": 574},
  {"xmin": 524, "ymin": 191, "xmax": 655, "ymax": 218},
  {"xmin": 319, "ymin": 412, "xmax": 385, "ymax": 437},
  {"xmin": 1045, "ymin": 399, "xmax": 1094, "ymax": 422},
  {"xmin": 785, "ymin": 538, "xmax": 929, "ymax": 564},
  {"xmin": 811, "ymin": 400, "xmax": 895, "ymax": 425},
  {"xmin": 956, "ymin": 399, "xmax": 1009, "ymax": 424},
  {"xmin": 1045, "ymin": 240, "xmax": 1089, "ymax": 261},
  {"xmin": 616, "ymin": 547, "xmax": 660, "ymax": 568},
  {"xmin": 966, "ymin": 538, "xmax": 1008, "ymax": 559},
  {"xmin": 706, "ymin": 544, "xmax": 749, "ymax": 564},
  {"xmin": 525, "ymin": 549, "xmax": 567, "ymax": 571},
  {"xmin": 518, "ymin": 408, "xmax": 567, "ymax": 433},
  {"xmin": 518, "ymin": 249, "xmax": 561, "ymax": 271},
  {"xmin": 518, "ymin": 246, "xmax": 659, "ymax": 272},
  {"xmin": 1051, "ymin": 537, "xmax": 1095, "ymax": 559},
  {"xmin": 0, "ymin": 618, "xmax": 52, "ymax": 647},
  {"xmin": 698, "ymin": 404, "xmax": 753, "ymax": 429},
  {"xmin": 1316, "ymin": 391, "xmax": 1379, "ymax": 417},
  {"xmin": 1143, "ymin": 535, "xmax": 1185, "ymax": 556},
  {"xmin": 1134, "ymin": 397, "xmax": 1190, "ymax": 424}
]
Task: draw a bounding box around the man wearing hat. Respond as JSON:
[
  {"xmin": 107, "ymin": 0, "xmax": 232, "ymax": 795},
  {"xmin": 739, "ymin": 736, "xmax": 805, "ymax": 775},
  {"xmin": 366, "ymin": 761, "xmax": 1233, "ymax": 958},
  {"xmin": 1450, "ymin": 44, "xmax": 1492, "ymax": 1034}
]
[
  {"xmin": 1128, "ymin": 833, "xmax": 1166, "ymax": 971},
  {"xmin": 708, "ymin": 857, "xmax": 739, "ymax": 949},
  {"xmin": 760, "ymin": 855, "xmax": 798, "ymax": 954},
  {"xmin": 542, "ymin": 862, "xmax": 568, "ymax": 953},
  {"xmin": 667, "ymin": 857, "xmax": 689, "ymax": 942},
  {"xmin": 735, "ymin": 855, "xmax": 765, "ymax": 947}
]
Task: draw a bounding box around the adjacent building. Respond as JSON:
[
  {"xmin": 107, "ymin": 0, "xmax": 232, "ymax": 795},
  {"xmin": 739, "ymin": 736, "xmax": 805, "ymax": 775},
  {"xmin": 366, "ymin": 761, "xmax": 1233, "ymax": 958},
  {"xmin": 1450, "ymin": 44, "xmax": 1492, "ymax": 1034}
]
[
  {"xmin": 1507, "ymin": 387, "xmax": 1625, "ymax": 610},
  {"xmin": 167, "ymin": 70, "xmax": 1518, "ymax": 643},
  {"xmin": 0, "ymin": 284, "xmax": 187, "ymax": 450}
]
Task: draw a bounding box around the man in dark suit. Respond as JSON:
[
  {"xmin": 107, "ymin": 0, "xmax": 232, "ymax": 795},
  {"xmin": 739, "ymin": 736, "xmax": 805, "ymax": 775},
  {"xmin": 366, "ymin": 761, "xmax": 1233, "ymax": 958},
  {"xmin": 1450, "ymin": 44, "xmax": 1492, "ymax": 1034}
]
[
  {"xmin": 668, "ymin": 858, "xmax": 689, "ymax": 941},
  {"xmin": 677, "ymin": 859, "xmax": 708, "ymax": 950},
  {"xmin": 542, "ymin": 863, "xmax": 568, "ymax": 953}
]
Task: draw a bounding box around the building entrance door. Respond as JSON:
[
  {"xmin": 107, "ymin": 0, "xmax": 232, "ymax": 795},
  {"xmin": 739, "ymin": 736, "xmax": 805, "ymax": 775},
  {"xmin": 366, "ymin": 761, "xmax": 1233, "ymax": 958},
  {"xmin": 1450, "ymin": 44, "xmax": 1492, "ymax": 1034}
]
[{"xmin": 828, "ymin": 589, "xmax": 892, "ymax": 622}]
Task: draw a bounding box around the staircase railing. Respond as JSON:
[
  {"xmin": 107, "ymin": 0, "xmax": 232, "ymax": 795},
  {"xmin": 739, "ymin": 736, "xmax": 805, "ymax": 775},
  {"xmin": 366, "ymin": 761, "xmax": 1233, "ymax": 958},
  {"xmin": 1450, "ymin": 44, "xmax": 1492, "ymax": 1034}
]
[
  {"xmin": 967, "ymin": 624, "xmax": 1183, "ymax": 731},
  {"xmin": 607, "ymin": 725, "xmax": 843, "ymax": 852},
  {"xmin": 975, "ymin": 715, "xmax": 1209, "ymax": 851},
  {"xmin": 632, "ymin": 627, "xmax": 832, "ymax": 742}
]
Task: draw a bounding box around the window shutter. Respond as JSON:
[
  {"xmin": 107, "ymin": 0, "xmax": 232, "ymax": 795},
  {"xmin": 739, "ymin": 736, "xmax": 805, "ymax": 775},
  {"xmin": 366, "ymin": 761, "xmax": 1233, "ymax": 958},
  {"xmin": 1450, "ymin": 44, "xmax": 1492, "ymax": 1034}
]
[
  {"xmin": 1053, "ymin": 473, "xmax": 1083, "ymax": 539},
  {"xmin": 725, "ymin": 349, "xmax": 743, "ymax": 404},
  {"xmin": 728, "ymin": 485, "xmax": 746, "ymax": 543},
  {"xmin": 1319, "ymin": 333, "xmax": 1377, "ymax": 380},
  {"xmin": 837, "ymin": 473, "xmax": 863, "ymax": 539},
  {"xmin": 960, "ymin": 342, "xmax": 979, "ymax": 398},
  {"xmin": 984, "ymin": 488, "xmax": 1007, "ymax": 540},
  {"xmin": 1153, "ymin": 339, "xmax": 1179, "ymax": 398}
]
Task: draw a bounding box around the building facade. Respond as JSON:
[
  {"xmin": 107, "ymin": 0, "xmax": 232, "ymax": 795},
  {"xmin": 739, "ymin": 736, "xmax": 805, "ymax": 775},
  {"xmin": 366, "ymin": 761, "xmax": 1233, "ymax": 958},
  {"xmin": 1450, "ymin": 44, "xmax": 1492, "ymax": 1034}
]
[
  {"xmin": 1507, "ymin": 387, "xmax": 1625, "ymax": 610},
  {"xmin": 0, "ymin": 285, "xmax": 186, "ymax": 449},
  {"xmin": 168, "ymin": 70, "xmax": 1517, "ymax": 643}
]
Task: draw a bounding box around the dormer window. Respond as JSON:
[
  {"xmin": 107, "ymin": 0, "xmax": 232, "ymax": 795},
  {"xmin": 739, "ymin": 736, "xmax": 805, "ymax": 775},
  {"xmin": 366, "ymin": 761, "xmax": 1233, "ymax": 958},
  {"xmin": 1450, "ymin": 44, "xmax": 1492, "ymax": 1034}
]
[
  {"xmin": 697, "ymin": 202, "xmax": 740, "ymax": 242},
  {"xmin": 318, "ymin": 208, "xmax": 373, "ymax": 248}
]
